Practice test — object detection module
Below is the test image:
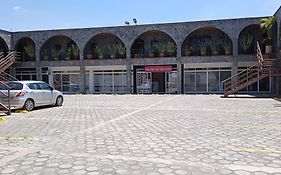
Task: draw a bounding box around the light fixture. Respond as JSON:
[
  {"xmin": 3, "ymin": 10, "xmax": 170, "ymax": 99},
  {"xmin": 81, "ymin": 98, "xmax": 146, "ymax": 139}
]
[
  {"xmin": 125, "ymin": 21, "xmax": 130, "ymax": 25},
  {"xmin": 133, "ymin": 18, "xmax": 137, "ymax": 25}
]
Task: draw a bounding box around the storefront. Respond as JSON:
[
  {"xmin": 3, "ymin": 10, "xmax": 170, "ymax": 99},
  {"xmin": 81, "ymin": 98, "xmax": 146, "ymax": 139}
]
[
  {"xmin": 49, "ymin": 67, "xmax": 80, "ymax": 94},
  {"xmin": 133, "ymin": 65, "xmax": 177, "ymax": 94},
  {"xmin": 86, "ymin": 66, "xmax": 128, "ymax": 94},
  {"xmin": 184, "ymin": 67, "xmax": 232, "ymax": 93}
]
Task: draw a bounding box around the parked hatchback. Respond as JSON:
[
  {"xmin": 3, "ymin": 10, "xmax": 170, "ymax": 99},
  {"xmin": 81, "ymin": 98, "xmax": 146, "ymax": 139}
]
[{"xmin": 0, "ymin": 81, "xmax": 63, "ymax": 111}]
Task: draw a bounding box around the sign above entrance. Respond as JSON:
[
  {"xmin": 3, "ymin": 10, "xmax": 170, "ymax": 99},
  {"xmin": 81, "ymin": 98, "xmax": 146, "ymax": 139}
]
[{"xmin": 145, "ymin": 66, "xmax": 172, "ymax": 72}]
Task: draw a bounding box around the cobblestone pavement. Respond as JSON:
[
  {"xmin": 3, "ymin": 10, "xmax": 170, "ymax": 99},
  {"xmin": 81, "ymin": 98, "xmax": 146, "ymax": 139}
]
[{"xmin": 0, "ymin": 95, "xmax": 281, "ymax": 175}]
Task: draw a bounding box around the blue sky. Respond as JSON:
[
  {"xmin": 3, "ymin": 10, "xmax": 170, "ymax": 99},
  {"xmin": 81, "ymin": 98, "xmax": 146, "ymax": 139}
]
[{"xmin": 1, "ymin": 0, "xmax": 280, "ymax": 31}]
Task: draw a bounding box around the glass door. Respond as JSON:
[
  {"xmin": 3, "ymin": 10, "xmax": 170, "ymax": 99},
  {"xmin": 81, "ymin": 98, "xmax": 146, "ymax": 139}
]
[
  {"xmin": 165, "ymin": 72, "xmax": 177, "ymax": 93},
  {"xmin": 136, "ymin": 71, "xmax": 152, "ymax": 93}
]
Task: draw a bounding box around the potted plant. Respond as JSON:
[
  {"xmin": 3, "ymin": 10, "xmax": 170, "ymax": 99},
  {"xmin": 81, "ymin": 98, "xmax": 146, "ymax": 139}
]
[
  {"xmin": 108, "ymin": 44, "xmax": 117, "ymax": 59},
  {"xmin": 147, "ymin": 46, "xmax": 155, "ymax": 58},
  {"xmin": 209, "ymin": 40, "xmax": 220, "ymax": 56},
  {"xmin": 52, "ymin": 49, "xmax": 61, "ymax": 61},
  {"xmin": 239, "ymin": 33, "xmax": 253, "ymax": 54},
  {"xmin": 200, "ymin": 42, "xmax": 208, "ymax": 56},
  {"xmin": 115, "ymin": 43, "xmax": 126, "ymax": 58},
  {"xmin": 156, "ymin": 43, "xmax": 165, "ymax": 57},
  {"xmin": 71, "ymin": 45, "xmax": 80, "ymax": 60},
  {"xmin": 95, "ymin": 46, "xmax": 104, "ymax": 59},
  {"xmin": 86, "ymin": 51, "xmax": 94, "ymax": 60},
  {"xmin": 23, "ymin": 44, "xmax": 35, "ymax": 61},
  {"xmin": 43, "ymin": 49, "xmax": 49, "ymax": 61},
  {"xmin": 260, "ymin": 16, "xmax": 275, "ymax": 54},
  {"xmin": 147, "ymin": 45, "xmax": 157, "ymax": 58},
  {"xmin": 223, "ymin": 40, "xmax": 232, "ymax": 55},
  {"xmin": 185, "ymin": 47, "xmax": 193, "ymax": 56},
  {"xmin": 65, "ymin": 48, "xmax": 71, "ymax": 60},
  {"xmin": 165, "ymin": 42, "xmax": 175, "ymax": 57}
]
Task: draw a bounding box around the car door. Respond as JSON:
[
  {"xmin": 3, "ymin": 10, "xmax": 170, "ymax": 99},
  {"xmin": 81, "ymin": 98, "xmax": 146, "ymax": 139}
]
[
  {"xmin": 38, "ymin": 83, "xmax": 52, "ymax": 105},
  {"xmin": 26, "ymin": 83, "xmax": 43, "ymax": 106}
]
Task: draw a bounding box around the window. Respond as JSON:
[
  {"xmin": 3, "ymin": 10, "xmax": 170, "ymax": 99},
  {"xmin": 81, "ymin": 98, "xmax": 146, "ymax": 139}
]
[
  {"xmin": 39, "ymin": 83, "xmax": 51, "ymax": 90},
  {"xmin": 6, "ymin": 82, "xmax": 23, "ymax": 90},
  {"xmin": 27, "ymin": 83, "xmax": 41, "ymax": 90}
]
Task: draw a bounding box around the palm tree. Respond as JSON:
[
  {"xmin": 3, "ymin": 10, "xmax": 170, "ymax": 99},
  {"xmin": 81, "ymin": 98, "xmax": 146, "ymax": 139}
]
[{"xmin": 260, "ymin": 16, "xmax": 275, "ymax": 41}]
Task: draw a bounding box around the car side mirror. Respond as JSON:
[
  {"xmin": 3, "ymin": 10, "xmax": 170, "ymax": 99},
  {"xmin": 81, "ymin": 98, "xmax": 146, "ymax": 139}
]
[{"xmin": 49, "ymin": 86, "xmax": 54, "ymax": 91}]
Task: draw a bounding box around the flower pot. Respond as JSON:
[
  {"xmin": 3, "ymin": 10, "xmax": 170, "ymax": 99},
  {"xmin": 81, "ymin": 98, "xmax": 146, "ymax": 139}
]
[
  {"xmin": 185, "ymin": 51, "xmax": 192, "ymax": 56},
  {"xmin": 265, "ymin": 45, "xmax": 272, "ymax": 54},
  {"xmin": 111, "ymin": 55, "xmax": 116, "ymax": 59},
  {"xmin": 134, "ymin": 54, "xmax": 144, "ymax": 58},
  {"xmin": 87, "ymin": 54, "xmax": 94, "ymax": 60},
  {"xmin": 98, "ymin": 55, "xmax": 103, "ymax": 59},
  {"xmin": 159, "ymin": 53, "xmax": 165, "ymax": 57},
  {"xmin": 212, "ymin": 51, "xmax": 219, "ymax": 56},
  {"xmin": 200, "ymin": 50, "xmax": 207, "ymax": 56},
  {"xmin": 225, "ymin": 50, "xmax": 231, "ymax": 55},
  {"xmin": 149, "ymin": 53, "xmax": 155, "ymax": 58}
]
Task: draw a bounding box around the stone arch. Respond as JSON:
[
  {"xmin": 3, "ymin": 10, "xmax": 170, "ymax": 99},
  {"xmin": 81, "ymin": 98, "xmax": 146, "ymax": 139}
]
[
  {"xmin": 181, "ymin": 27, "xmax": 233, "ymax": 56},
  {"xmin": 130, "ymin": 30, "xmax": 177, "ymax": 58},
  {"xmin": 0, "ymin": 37, "xmax": 8, "ymax": 55},
  {"xmin": 238, "ymin": 24, "xmax": 264, "ymax": 54},
  {"xmin": 40, "ymin": 35, "xmax": 80, "ymax": 61},
  {"xmin": 84, "ymin": 33, "xmax": 126, "ymax": 60},
  {"xmin": 15, "ymin": 37, "xmax": 36, "ymax": 62}
]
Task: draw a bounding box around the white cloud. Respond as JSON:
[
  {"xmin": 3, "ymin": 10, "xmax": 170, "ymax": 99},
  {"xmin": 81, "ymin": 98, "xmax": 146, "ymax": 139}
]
[
  {"xmin": 12, "ymin": 6, "xmax": 28, "ymax": 13},
  {"xmin": 13, "ymin": 6, "xmax": 20, "ymax": 11}
]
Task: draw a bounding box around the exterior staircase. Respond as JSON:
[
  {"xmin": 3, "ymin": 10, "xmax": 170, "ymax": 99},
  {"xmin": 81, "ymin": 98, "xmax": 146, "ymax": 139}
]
[
  {"xmin": 223, "ymin": 42, "xmax": 281, "ymax": 97},
  {"xmin": 0, "ymin": 51, "xmax": 19, "ymax": 115}
]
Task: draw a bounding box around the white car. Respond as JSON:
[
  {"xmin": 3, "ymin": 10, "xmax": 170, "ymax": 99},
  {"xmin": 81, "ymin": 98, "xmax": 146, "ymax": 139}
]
[{"xmin": 0, "ymin": 81, "xmax": 63, "ymax": 111}]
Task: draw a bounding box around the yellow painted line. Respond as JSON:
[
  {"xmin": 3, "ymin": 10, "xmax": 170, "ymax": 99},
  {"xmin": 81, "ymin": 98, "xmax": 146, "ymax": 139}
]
[
  {"xmin": 232, "ymin": 148, "xmax": 281, "ymax": 153},
  {"xmin": 0, "ymin": 117, "xmax": 6, "ymax": 122},
  {"xmin": 225, "ymin": 124, "xmax": 281, "ymax": 129},
  {"xmin": 15, "ymin": 110, "xmax": 28, "ymax": 113},
  {"xmin": 0, "ymin": 136, "xmax": 33, "ymax": 141}
]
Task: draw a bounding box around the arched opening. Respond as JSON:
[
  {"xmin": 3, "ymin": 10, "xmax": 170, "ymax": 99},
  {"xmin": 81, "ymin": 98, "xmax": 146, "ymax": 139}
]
[
  {"xmin": 16, "ymin": 37, "xmax": 36, "ymax": 62},
  {"xmin": 0, "ymin": 37, "xmax": 8, "ymax": 56},
  {"xmin": 182, "ymin": 27, "xmax": 233, "ymax": 56},
  {"xmin": 130, "ymin": 30, "xmax": 176, "ymax": 58},
  {"xmin": 238, "ymin": 24, "xmax": 264, "ymax": 54},
  {"xmin": 84, "ymin": 33, "xmax": 126, "ymax": 60},
  {"xmin": 40, "ymin": 35, "xmax": 80, "ymax": 61}
]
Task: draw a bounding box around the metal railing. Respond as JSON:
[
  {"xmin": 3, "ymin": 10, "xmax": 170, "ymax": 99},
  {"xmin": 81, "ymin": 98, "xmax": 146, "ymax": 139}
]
[
  {"xmin": 222, "ymin": 42, "xmax": 281, "ymax": 97},
  {"xmin": 0, "ymin": 81, "xmax": 11, "ymax": 115}
]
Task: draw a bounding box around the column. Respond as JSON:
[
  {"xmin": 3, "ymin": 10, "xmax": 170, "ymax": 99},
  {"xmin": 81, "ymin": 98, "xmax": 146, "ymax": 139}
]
[
  {"xmin": 49, "ymin": 70, "xmax": 54, "ymax": 87},
  {"xmin": 126, "ymin": 49, "xmax": 132, "ymax": 93},
  {"xmin": 232, "ymin": 37, "xmax": 239, "ymax": 76},
  {"xmin": 36, "ymin": 67, "xmax": 42, "ymax": 81},
  {"xmin": 176, "ymin": 43, "xmax": 182, "ymax": 94},
  {"xmin": 79, "ymin": 52, "xmax": 85, "ymax": 93},
  {"xmin": 35, "ymin": 45, "xmax": 42, "ymax": 80},
  {"xmin": 89, "ymin": 69, "xmax": 94, "ymax": 93}
]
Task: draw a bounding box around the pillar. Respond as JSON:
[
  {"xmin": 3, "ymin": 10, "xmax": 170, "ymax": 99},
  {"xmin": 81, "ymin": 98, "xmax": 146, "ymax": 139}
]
[
  {"xmin": 35, "ymin": 45, "xmax": 42, "ymax": 80},
  {"xmin": 79, "ymin": 51, "xmax": 85, "ymax": 93},
  {"xmin": 176, "ymin": 43, "xmax": 182, "ymax": 94},
  {"xmin": 89, "ymin": 69, "xmax": 94, "ymax": 93},
  {"xmin": 126, "ymin": 49, "xmax": 132, "ymax": 93}
]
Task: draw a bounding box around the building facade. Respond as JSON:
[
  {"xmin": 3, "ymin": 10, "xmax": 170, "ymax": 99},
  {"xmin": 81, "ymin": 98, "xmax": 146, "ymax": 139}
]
[{"xmin": 1, "ymin": 6, "xmax": 281, "ymax": 95}]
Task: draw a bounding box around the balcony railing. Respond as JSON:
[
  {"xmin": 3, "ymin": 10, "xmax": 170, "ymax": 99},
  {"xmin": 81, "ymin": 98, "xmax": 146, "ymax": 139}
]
[{"xmin": 131, "ymin": 49, "xmax": 176, "ymax": 58}]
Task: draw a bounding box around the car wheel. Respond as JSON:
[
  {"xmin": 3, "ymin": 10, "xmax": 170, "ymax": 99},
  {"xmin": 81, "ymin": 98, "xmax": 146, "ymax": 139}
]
[
  {"xmin": 24, "ymin": 99, "xmax": 34, "ymax": 111},
  {"xmin": 55, "ymin": 96, "xmax": 63, "ymax": 106}
]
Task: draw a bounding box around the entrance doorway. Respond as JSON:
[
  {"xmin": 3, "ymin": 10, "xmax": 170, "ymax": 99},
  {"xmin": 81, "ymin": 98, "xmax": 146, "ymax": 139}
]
[
  {"xmin": 134, "ymin": 65, "xmax": 177, "ymax": 94},
  {"xmin": 152, "ymin": 72, "xmax": 165, "ymax": 93}
]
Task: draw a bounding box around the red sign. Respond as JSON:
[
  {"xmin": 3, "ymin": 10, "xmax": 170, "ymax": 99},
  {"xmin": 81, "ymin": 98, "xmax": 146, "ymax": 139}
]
[{"xmin": 145, "ymin": 65, "xmax": 172, "ymax": 72}]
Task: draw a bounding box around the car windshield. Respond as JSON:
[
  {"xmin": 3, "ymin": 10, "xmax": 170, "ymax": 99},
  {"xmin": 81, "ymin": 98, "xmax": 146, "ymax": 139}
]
[{"xmin": 6, "ymin": 82, "xmax": 24, "ymax": 90}]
